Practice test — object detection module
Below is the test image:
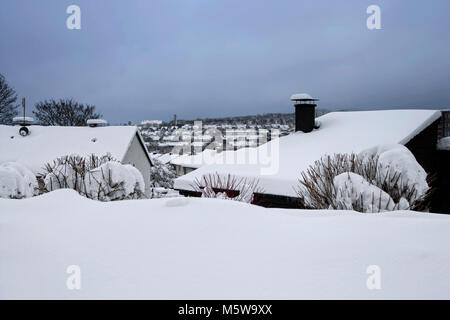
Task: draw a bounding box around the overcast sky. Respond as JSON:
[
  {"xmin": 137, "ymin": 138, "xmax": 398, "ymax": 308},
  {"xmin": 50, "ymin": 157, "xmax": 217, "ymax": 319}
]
[{"xmin": 1, "ymin": 0, "xmax": 449, "ymax": 123}]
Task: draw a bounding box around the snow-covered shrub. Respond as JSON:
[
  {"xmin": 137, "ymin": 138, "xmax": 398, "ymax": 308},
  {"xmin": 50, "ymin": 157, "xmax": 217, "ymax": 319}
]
[
  {"xmin": 333, "ymin": 172, "xmax": 395, "ymax": 212},
  {"xmin": 296, "ymin": 144, "xmax": 431, "ymax": 212},
  {"xmin": 87, "ymin": 162, "xmax": 145, "ymax": 201},
  {"xmin": 41, "ymin": 154, "xmax": 114, "ymax": 193},
  {"xmin": 149, "ymin": 158, "xmax": 176, "ymax": 189},
  {"xmin": 41, "ymin": 154, "xmax": 145, "ymax": 201},
  {"xmin": 0, "ymin": 162, "xmax": 37, "ymax": 199},
  {"xmin": 437, "ymin": 137, "xmax": 450, "ymax": 151},
  {"xmin": 192, "ymin": 173, "xmax": 263, "ymax": 204},
  {"xmin": 359, "ymin": 144, "xmax": 429, "ymax": 205}
]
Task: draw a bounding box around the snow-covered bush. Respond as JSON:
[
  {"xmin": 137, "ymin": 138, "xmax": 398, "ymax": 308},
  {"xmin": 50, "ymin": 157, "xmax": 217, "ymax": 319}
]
[
  {"xmin": 87, "ymin": 162, "xmax": 145, "ymax": 201},
  {"xmin": 41, "ymin": 154, "xmax": 145, "ymax": 201},
  {"xmin": 359, "ymin": 144, "xmax": 429, "ymax": 205},
  {"xmin": 192, "ymin": 173, "xmax": 263, "ymax": 204},
  {"xmin": 0, "ymin": 162, "xmax": 37, "ymax": 199},
  {"xmin": 296, "ymin": 144, "xmax": 431, "ymax": 212},
  {"xmin": 149, "ymin": 158, "xmax": 176, "ymax": 189},
  {"xmin": 333, "ymin": 172, "xmax": 396, "ymax": 212},
  {"xmin": 437, "ymin": 137, "xmax": 450, "ymax": 151}
]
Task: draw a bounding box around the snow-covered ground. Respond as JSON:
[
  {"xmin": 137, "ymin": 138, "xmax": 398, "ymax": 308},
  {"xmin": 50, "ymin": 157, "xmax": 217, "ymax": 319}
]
[{"xmin": 1, "ymin": 190, "xmax": 449, "ymax": 299}]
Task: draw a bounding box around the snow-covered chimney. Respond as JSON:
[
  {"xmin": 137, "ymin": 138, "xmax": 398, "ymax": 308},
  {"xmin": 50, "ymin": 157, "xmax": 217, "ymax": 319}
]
[
  {"xmin": 290, "ymin": 93, "xmax": 318, "ymax": 133},
  {"xmin": 87, "ymin": 119, "xmax": 108, "ymax": 127},
  {"xmin": 13, "ymin": 116, "xmax": 34, "ymax": 136},
  {"xmin": 13, "ymin": 97, "xmax": 34, "ymax": 136}
]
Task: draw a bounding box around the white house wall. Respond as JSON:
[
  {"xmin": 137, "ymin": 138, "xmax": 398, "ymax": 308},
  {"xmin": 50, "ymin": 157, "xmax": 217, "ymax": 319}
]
[{"xmin": 122, "ymin": 134, "xmax": 152, "ymax": 195}]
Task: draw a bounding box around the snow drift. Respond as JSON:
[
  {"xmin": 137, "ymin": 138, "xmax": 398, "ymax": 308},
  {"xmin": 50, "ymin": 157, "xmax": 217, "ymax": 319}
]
[{"xmin": 1, "ymin": 190, "xmax": 449, "ymax": 299}]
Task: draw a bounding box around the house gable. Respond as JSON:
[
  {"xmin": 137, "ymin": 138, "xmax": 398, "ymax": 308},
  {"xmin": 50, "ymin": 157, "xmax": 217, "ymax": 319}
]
[{"xmin": 122, "ymin": 133, "xmax": 153, "ymax": 194}]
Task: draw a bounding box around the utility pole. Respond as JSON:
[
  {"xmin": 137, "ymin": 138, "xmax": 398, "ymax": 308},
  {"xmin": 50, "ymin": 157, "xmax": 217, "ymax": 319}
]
[{"xmin": 22, "ymin": 97, "xmax": 26, "ymax": 120}]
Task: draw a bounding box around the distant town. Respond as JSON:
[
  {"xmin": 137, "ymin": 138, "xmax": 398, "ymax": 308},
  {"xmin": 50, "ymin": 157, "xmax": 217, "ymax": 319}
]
[{"xmin": 139, "ymin": 109, "xmax": 330, "ymax": 155}]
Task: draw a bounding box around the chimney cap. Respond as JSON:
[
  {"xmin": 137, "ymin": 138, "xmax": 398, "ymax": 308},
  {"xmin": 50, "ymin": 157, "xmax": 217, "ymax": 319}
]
[
  {"xmin": 290, "ymin": 93, "xmax": 319, "ymax": 102},
  {"xmin": 87, "ymin": 119, "xmax": 108, "ymax": 127},
  {"xmin": 13, "ymin": 116, "xmax": 34, "ymax": 125}
]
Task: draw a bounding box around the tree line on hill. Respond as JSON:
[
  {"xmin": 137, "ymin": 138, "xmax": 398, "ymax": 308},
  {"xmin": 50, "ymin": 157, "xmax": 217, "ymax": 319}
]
[
  {"xmin": 153, "ymin": 109, "xmax": 330, "ymax": 128},
  {"xmin": 0, "ymin": 73, "xmax": 101, "ymax": 126}
]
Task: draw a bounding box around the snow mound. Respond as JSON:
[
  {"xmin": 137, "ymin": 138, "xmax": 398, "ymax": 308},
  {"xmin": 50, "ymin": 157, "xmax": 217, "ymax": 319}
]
[
  {"xmin": 359, "ymin": 144, "xmax": 429, "ymax": 202},
  {"xmin": 334, "ymin": 172, "xmax": 395, "ymax": 212},
  {"xmin": 1, "ymin": 192, "xmax": 450, "ymax": 299},
  {"xmin": 0, "ymin": 162, "xmax": 37, "ymax": 199},
  {"xmin": 165, "ymin": 197, "xmax": 189, "ymax": 207},
  {"xmin": 33, "ymin": 188, "xmax": 92, "ymax": 202}
]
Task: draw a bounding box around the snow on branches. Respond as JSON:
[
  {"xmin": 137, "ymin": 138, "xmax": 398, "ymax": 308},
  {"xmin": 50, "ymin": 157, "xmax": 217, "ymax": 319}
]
[
  {"xmin": 0, "ymin": 162, "xmax": 37, "ymax": 199},
  {"xmin": 192, "ymin": 172, "xmax": 263, "ymax": 204},
  {"xmin": 149, "ymin": 158, "xmax": 176, "ymax": 189},
  {"xmin": 41, "ymin": 154, "xmax": 145, "ymax": 201},
  {"xmin": 296, "ymin": 144, "xmax": 431, "ymax": 212}
]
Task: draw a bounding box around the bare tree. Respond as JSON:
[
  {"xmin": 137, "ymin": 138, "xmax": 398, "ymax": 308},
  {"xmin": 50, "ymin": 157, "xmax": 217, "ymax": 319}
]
[
  {"xmin": 33, "ymin": 98, "xmax": 101, "ymax": 126},
  {"xmin": 0, "ymin": 73, "xmax": 19, "ymax": 124}
]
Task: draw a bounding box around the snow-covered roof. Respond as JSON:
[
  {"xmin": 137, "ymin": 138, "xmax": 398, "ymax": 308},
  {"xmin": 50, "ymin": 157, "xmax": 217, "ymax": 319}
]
[
  {"xmin": 141, "ymin": 120, "xmax": 163, "ymax": 125},
  {"xmin": 174, "ymin": 109, "xmax": 441, "ymax": 197},
  {"xmin": 171, "ymin": 149, "xmax": 218, "ymax": 168},
  {"xmin": 0, "ymin": 125, "xmax": 151, "ymax": 174},
  {"xmin": 150, "ymin": 152, "xmax": 181, "ymax": 165}
]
